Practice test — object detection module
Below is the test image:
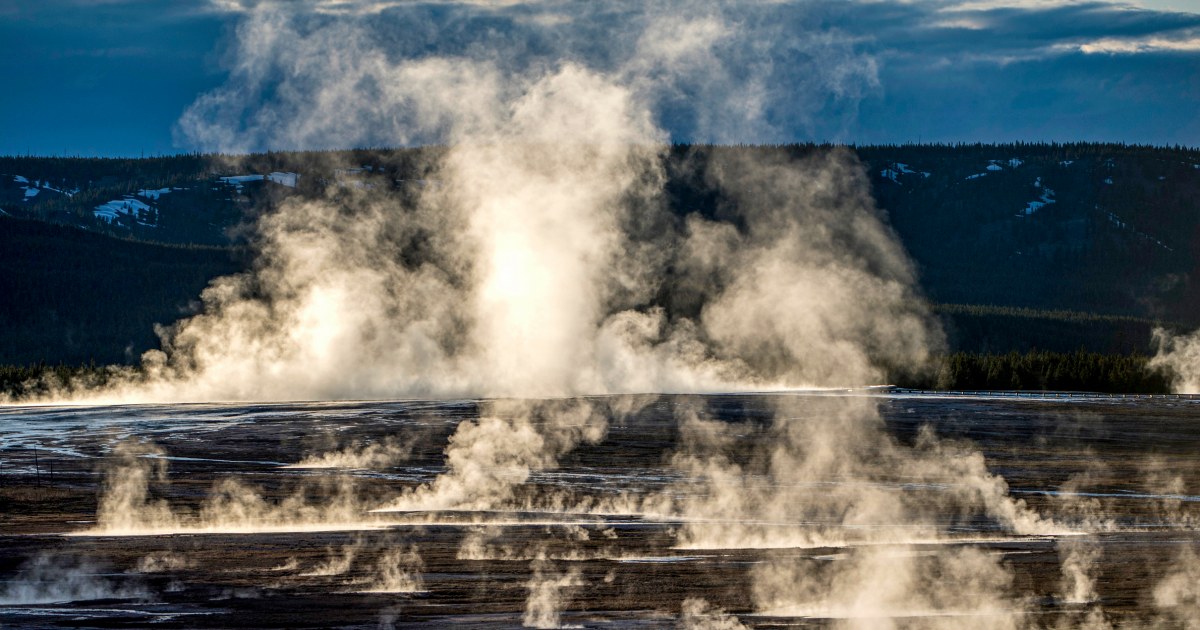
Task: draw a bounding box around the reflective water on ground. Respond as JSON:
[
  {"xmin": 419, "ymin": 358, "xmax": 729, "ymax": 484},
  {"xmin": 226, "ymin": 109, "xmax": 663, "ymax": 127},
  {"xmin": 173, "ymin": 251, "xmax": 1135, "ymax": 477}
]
[{"xmin": 2, "ymin": 393, "xmax": 1199, "ymax": 628}]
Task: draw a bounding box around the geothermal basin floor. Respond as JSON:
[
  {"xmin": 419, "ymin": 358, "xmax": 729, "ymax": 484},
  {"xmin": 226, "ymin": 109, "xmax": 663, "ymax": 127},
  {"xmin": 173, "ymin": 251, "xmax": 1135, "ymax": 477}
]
[{"xmin": 2, "ymin": 393, "xmax": 1200, "ymax": 628}]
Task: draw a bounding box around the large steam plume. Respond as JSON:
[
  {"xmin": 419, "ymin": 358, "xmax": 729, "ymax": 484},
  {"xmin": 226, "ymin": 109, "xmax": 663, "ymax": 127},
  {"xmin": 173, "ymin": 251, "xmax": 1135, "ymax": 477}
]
[
  {"xmin": 1151, "ymin": 327, "xmax": 1200, "ymax": 393},
  {"xmin": 26, "ymin": 0, "xmax": 931, "ymax": 405}
]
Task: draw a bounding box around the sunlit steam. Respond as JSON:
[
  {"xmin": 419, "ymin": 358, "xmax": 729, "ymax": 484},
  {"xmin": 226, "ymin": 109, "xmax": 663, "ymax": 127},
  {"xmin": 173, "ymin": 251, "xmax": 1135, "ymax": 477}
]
[
  {"xmin": 678, "ymin": 598, "xmax": 750, "ymax": 630},
  {"xmin": 380, "ymin": 398, "xmax": 607, "ymax": 513},
  {"xmin": 95, "ymin": 439, "xmax": 176, "ymax": 533},
  {"xmin": 1057, "ymin": 537, "xmax": 1101, "ymax": 605},
  {"xmin": 132, "ymin": 551, "xmax": 194, "ymax": 574},
  {"xmin": 751, "ymin": 545, "xmax": 1020, "ymax": 625},
  {"xmin": 83, "ymin": 441, "xmax": 388, "ymax": 535},
  {"xmin": 284, "ymin": 436, "xmax": 414, "ymax": 469},
  {"xmin": 1151, "ymin": 327, "xmax": 1200, "ymax": 393},
  {"xmin": 66, "ymin": 5, "xmax": 1034, "ymax": 625},
  {"xmin": 358, "ymin": 545, "xmax": 425, "ymax": 593},
  {"xmin": 21, "ymin": 0, "xmax": 927, "ymax": 406},
  {"xmin": 1153, "ymin": 546, "xmax": 1200, "ymax": 627},
  {"xmin": 661, "ymin": 397, "xmax": 1058, "ymax": 552},
  {"xmin": 523, "ymin": 558, "xmax": 584, "ymax": 629},
  {"xmin": 302, "ymin": 535, "xmax": 363, "ymax": 577}
]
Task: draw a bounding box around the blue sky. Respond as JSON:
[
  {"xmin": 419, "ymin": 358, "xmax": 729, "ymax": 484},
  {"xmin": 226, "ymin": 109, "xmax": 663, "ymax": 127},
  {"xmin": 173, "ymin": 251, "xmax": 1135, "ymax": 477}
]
[{"xmin": 2, "ymin": 0, "xmax": 1200, "ymax": 156}]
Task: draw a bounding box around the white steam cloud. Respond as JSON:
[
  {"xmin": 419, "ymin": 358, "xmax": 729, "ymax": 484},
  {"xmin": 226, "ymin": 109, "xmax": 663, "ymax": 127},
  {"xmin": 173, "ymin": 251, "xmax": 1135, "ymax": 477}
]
[
  {"xmin": 1151, "ymin": 327, "xmax": 1200, "ymax": 393},
  {"xmin": 522, "ymin": 558, "xmax": 584, "ymax": 629},
  {"xmin": 27, "ymin": 0, "xmax": 918, "ymax": 405},
  {"xmin": 301, "ymin": 535, "xmax": 364, "ymax": 576},
  {"xmin": 1057, "ymin": 537, "xmax": 1101, "ymax": 606},
  {"xmin": 284, "ymin": 435, "xmax": 415, "ymax": 469},
  {"xmin": 132, "ymin": 551, "xmax": 194, "ymax": 574},
  {"xmin": 358, "ymin": 545, "xmax": 424, "ymax": 593},
  {"xmin": 1153, "ymin": 546, "xmax": 1200, "ymax": 627},
  {"xmin": 662, "ymin": 397, "xmax": 1057, "ymax": 552},
  {"xmin": 678, "ymin": 598, "xmax": 750, "ymax": 629},
  {"xmin": 84, "ymin": 439, "xmax": 387, "ymax": 535},
  {"xmin": 750, "ymin": 545, "xmax": 1019, "ymax": 625},
  {"xmin": 380, "ymin": 399, "xmax": 608, "ymax": 512},
  {"xmin": 0, "ymin": 554, "xmax": 149, "ymax": 606}
]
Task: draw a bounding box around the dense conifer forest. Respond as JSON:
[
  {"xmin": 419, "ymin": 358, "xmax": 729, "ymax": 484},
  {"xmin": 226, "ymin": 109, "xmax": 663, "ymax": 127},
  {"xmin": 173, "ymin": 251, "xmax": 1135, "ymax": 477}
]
[
  {"xmin": 902, "ymin": 350, "xmax": 1171, "ymax": 394},
  {"xmin": 0, "ymin": 217, "xmax": 240, "ymax": 366},
  {"xmin": 2, "ymin": 142, "xmax": 1198, "ymax": 394}
]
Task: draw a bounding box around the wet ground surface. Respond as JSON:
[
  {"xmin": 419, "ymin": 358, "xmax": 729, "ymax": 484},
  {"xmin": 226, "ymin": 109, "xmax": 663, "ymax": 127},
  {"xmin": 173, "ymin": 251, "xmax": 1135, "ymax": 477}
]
[{"xmin": 2, "ymin": 392, "xmax": 1200, "ymax": 628}]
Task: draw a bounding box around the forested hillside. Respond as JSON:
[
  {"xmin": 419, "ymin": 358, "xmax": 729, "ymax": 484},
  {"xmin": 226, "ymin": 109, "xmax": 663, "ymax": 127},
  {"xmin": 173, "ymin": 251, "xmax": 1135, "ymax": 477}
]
[
  {"xmin": 0, "ymin": 149, "xmax": 438, "ymax": 245},
  {"xmin": 858, "ymin": 143, "xmax": 1200, "ymax": 325},
  {"xmin": 0, "ymin": 217, "xmax": 240, "ymax": 365},
  {"xmin": 2, "ymin": 143, "xmax": 1198, "ymax": 368}
]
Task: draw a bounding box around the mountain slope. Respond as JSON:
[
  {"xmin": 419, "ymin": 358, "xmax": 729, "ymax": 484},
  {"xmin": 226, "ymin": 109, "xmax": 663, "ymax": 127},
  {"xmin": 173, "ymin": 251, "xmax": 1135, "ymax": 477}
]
[
  {"xmin": 0, "ymin": 217, "xmax": 240, "ymax": 364},
  {"xmin": 2, "ymin": 143, "xmax": 1199, "ymax": 365}
]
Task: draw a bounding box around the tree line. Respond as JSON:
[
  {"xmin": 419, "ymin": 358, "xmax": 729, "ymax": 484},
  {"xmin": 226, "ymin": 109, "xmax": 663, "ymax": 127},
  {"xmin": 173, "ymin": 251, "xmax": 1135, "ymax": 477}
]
[
  {"xmin": 0, "ymin": 349, "xmax": 1177, "ymax": 400},
  {"xmin": 895, "ymin": 350, "xmax": 1172, "ymax": 394}
]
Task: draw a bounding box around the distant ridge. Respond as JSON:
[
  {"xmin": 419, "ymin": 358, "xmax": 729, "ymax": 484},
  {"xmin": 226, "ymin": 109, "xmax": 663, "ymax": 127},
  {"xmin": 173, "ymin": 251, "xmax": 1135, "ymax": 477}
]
[{"xmin": 2, "ymin": 142, "xmax": 1200, "ymax": 364}]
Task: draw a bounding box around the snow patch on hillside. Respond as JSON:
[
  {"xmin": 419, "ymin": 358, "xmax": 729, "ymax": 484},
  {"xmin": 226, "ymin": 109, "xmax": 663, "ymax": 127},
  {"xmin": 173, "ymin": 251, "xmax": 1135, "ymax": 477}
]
[
  {"xmin": 1022, "ymin": 183, "xmax": 1056, "ymax": 216},
  {"xmin": 880, "ymin": 162, "xmax": 916, "ymax": 184},
  {"xmin": 219, "ymin": 174, "xmax": 264, "ymax": 192},
  {"xmin": 137, "ymin": 187, "xmax": 179, "ymax": 200},
  {"xmin": 219, "ymin": 172, "xmax": 299, "ymax": 192},
  {"xmin": 11, "ymin": 175, "xmax": 77, "ymax": 201},
  {"xmin": 94, "ymin": 197, "xmax": 155, "ymax": 226},
  {"xmin": 42, "ymin": 184, "xmax": 76, "ymax": 197},
  {"xmin": 268, "ymin": 172, "xmax": 298, "ymax": 187},
  {"xmin": 1107, "ymin": 212, "xmax": 1172, "ymax": 252}
]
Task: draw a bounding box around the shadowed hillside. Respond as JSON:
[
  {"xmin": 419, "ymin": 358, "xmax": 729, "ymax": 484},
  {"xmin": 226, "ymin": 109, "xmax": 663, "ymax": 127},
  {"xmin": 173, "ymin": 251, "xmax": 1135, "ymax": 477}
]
[
  {"xmin": 2, "ymin": 143, "xmax": 1198, "ymax": 370},
  {"xmin": 0, "ymin": 217, "xmax": 240, "ymax": 365}
]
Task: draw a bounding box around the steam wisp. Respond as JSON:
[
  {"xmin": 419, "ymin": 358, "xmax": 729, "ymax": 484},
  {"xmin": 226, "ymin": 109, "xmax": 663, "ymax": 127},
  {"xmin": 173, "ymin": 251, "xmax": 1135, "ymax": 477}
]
[
  {"xmin": 0, "ymin": 554, "xmax": 148, "ymax": 606},
  {"xmin": 283, "ymin": 435, "xmax": 414, "ymax": 470},
  {"xmin": 523, "ymin": 558, "xmax": 584, "ymax": 629},
  {"xmin": 80, "ymin": 439, "xmax": 391, "ymax": 536}
]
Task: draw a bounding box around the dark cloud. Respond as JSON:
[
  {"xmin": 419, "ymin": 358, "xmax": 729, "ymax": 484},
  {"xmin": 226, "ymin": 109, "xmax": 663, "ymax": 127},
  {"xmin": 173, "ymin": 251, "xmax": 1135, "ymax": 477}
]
[
  {"xmin": 957, "ymin": 3, "xmax": 1200, "ymax": 40},
  {"xmin": 2, "ymin": 0, "xmax": 1200, "ymax": 155},
  {"xmin": 834, "ymin": 1, "xmax": 1200, "ymax": 143},
  {"xmin": 0, "ymin": 0, "xmax": 215, "ymax": 25}
]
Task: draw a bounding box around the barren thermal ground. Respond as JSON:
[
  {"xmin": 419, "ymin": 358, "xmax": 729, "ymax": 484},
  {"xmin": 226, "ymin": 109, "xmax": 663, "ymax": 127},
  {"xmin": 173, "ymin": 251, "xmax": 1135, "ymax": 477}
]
[{"xmin": 3, "ymin": 392, "xmax": 1200, "ymax": 628}]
